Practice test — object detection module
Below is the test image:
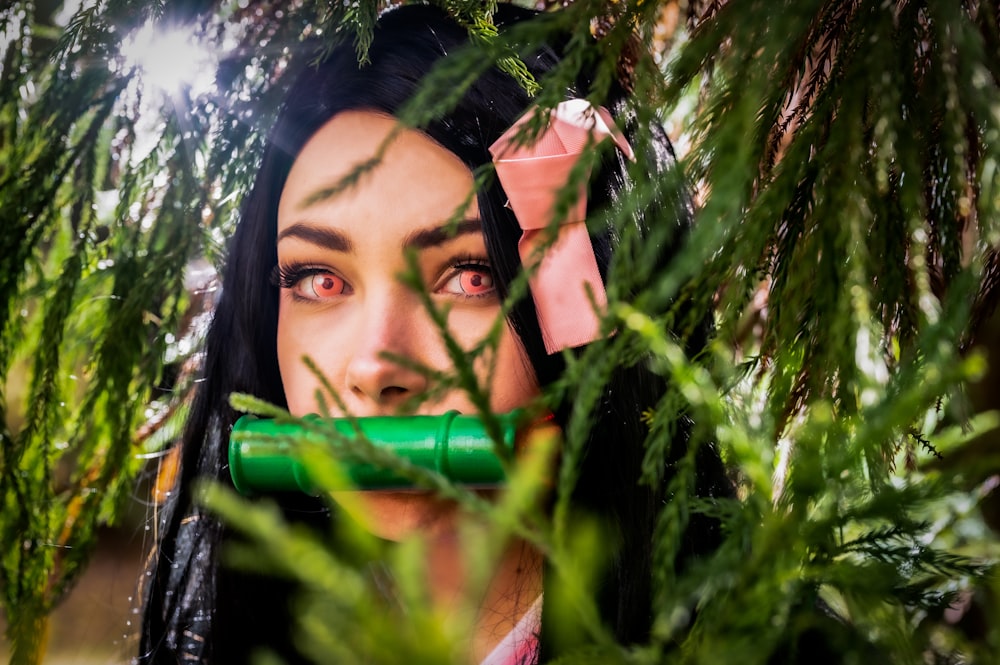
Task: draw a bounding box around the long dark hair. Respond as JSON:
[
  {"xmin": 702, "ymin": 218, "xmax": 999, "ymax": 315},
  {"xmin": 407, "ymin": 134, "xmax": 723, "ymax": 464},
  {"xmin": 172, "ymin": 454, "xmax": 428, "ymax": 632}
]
[{"xmin": 139, "ymin": 4, "xmax": 731, "ymax": 663}]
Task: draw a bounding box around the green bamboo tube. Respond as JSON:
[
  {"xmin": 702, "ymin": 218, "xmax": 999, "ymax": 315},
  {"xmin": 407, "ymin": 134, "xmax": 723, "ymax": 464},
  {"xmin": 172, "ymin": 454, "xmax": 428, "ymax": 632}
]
[{"xmin": 228, "ymin": 410, "xmax": 521, "ymax": 494}]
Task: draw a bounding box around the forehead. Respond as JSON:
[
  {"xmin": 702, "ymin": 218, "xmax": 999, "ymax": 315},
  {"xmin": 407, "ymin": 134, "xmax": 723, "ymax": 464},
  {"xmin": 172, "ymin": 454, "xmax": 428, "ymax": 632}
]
[{"xmin": 277, "ymin": 110, "xmax": 477, "ymax": 233}]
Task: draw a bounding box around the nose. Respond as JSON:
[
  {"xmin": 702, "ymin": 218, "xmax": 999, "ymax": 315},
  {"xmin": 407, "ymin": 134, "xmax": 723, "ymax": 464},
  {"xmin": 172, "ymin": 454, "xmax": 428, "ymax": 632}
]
[{"xmin": 345, "ymin": 293, "xmax": 430, "ymax": 412}]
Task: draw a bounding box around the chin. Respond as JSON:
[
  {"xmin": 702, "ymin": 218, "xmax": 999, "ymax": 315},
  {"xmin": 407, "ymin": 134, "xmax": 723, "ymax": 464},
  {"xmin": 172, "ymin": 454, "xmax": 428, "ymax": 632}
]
[{"xmin": 335, "ymin": 489, "xmax": 463, "ymax": 542}]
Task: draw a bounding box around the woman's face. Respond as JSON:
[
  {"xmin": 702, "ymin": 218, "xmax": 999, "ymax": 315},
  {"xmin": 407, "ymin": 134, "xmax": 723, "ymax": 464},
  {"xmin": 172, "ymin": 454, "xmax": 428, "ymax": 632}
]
[{"xmin": 275, "ymin": 111, "xmax": 539, "ymax": 536}]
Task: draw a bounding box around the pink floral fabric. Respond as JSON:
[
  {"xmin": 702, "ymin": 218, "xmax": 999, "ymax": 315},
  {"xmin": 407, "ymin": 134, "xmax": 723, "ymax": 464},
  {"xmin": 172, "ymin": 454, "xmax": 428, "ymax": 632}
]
[{"xmin": 479, "ymin": 595, "xmax": 542, "ymax": 665}]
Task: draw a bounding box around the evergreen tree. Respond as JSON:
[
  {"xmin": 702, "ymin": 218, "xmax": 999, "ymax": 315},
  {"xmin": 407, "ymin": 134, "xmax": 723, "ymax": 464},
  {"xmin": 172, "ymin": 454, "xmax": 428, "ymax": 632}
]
[{"xmin": 1, "ymin": 1, "xmax": 998, "ymax": 663}]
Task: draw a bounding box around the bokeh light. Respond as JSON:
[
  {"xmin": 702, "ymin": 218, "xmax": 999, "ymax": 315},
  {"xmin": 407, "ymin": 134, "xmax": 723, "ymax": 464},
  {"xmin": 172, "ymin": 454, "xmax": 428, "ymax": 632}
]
[{"xmin": 119, "ymin": 22, "xmax": 216, "ymax": 97}]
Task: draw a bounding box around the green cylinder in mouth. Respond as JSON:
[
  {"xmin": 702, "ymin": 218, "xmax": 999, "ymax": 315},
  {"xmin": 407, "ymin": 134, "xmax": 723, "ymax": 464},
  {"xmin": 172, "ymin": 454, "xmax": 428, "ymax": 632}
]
[{"xmin": 228, "ymin": 410, "xmax": 522, "ymax": 494}]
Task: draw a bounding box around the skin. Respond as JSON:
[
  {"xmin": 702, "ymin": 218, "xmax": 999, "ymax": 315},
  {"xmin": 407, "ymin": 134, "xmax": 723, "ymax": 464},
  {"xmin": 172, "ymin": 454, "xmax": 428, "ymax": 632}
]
[{"xmin": 275, "ymin": 110, "xmax": 544, "ymax": 660}]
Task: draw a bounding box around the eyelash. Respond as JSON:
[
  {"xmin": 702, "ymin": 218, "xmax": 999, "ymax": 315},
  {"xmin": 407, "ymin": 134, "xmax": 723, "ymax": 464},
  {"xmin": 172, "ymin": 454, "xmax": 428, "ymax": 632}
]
[
  {"xmin": 447, "ymin": 255, "xmax": 490, "ymax": 273},
  {"xmin": 270, "ymin": 263, "xmax": 331, "ymax": 290}
]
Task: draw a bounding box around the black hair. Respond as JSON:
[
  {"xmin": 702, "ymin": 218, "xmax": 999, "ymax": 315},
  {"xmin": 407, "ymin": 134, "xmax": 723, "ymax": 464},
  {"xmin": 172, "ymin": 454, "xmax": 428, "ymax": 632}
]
[{"xmin": 138, "ymin": 4, "xmax": 732, "ymax": 663}]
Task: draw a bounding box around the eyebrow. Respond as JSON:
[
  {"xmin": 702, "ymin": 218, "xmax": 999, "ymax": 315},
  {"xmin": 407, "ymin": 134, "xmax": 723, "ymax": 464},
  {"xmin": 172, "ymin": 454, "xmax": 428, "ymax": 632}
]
[
  {"xmin": 276, "ymin": 223, "xmax": 353, "ymax": 252},
  {"xmin": 404, "ymin": 219, "xmax": 482, "ymax": 249},
  {"xmin": 276, "ymin": 218, "xmax": 482, "ymax": 253}
]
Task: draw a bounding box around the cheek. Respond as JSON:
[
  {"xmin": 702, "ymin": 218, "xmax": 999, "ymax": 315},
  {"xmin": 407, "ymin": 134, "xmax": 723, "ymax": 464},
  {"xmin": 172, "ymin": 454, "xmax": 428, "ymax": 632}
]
[
  {"xmin": 444, "ymin": 308, "xmax": 540, "ymax": 413},
  {"xmin": 276, "ymin": 308, "xmax": 306, "ymax": 415},
  {"xmin": 277, "ymin": 301, "xmax": 338, "ymax": 416},
  {"xmin": 486, "ymin": 326, "xmax": 540, "ymax": 413}
]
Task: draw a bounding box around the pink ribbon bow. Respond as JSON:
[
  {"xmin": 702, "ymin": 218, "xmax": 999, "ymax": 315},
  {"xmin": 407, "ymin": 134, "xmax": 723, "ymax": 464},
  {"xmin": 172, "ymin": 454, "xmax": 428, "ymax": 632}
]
[{"xmin": 489, "ymin": 99, "xmax": 634, "ymax": 354}]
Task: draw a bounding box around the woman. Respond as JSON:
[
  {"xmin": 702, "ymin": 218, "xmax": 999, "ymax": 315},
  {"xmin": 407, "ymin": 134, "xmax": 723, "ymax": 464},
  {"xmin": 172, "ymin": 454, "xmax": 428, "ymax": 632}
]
[{"xmin": 139, "ymin": 4, "xmax": 731, "ymax": 663}]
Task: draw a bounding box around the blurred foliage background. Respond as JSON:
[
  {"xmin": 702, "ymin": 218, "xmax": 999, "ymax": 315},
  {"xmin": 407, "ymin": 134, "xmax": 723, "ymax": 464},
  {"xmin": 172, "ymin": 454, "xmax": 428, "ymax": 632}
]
[{"xmin": 2, "ymin": 0, "xmax": 1000, "ymax": 663}]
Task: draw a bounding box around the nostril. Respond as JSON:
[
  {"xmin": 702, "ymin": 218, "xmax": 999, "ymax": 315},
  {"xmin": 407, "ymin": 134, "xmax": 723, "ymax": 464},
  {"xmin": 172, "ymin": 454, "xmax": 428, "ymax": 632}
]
[{"xmin": 379, "ymin": 386, "xmax": 409, "ymax": 400}]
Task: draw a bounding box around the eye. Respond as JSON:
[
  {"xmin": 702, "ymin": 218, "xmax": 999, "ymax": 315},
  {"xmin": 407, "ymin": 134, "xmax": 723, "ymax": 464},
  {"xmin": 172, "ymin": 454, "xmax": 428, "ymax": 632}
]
[
  {"xmin": 273, "ymin": 264, "xmax": 352, "ymax": 301},
  {"xmin": 302, "ymin": 272, "xmax": 350, "ymax": 299},
  {"xmin": 439, "ymin": 264, "xmax": 496, "ymax": 298}
]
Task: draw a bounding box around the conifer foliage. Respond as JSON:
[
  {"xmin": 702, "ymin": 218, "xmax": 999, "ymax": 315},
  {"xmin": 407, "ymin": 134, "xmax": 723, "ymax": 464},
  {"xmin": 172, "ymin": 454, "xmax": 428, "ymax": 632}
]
[{"xmin": 1, "ymin": 1, "xmax": 999, "ymax": 664}]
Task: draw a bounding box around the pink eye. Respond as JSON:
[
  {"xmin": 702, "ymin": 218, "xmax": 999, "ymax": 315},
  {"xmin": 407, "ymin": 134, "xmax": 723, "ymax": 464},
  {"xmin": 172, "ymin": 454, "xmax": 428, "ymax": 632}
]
[
  {"xmin": 439, "ymin": 264, "xmax": 496, "ymax": 298},
  {"xmin": 459, "ymin": 270, "xmax": 494, "ymax": 295},
  {"xmin": 303, "ymin": 272, "xmax": 349, "ymax": 299},
  {"xmin": 273, "ymin": 264, "xmax": 352, "ymax": 302}
]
